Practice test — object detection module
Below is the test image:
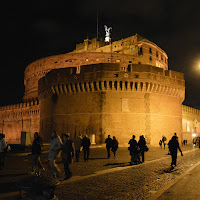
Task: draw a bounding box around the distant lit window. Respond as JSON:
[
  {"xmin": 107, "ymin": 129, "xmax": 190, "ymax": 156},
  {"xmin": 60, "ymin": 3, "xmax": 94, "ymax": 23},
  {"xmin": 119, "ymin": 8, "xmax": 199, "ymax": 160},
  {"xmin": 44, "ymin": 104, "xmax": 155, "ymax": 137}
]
[
  {"xmin": 186, "ymin": 122, "xmax": 190, "ymax": 132},
  {"xmin": 86, "ymin": 58, "xmax": 88, "ymax": 61},
  {"xmin": 149, "ymin": 47, "xmax": 152, "ymax": 54}
]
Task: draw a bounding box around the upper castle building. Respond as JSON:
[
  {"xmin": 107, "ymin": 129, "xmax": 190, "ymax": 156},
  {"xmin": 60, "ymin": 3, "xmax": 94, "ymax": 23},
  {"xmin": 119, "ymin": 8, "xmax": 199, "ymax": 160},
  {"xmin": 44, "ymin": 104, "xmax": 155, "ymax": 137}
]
[{"xmin": 0, "ymin": 34, "xmax": 199, "ymax": 145}]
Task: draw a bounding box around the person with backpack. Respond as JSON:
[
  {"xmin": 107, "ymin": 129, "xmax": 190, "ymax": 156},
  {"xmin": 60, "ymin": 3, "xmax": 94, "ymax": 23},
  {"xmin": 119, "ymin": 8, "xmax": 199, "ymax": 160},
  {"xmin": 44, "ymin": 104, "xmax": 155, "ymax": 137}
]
[
  {"xmin": 31, "ymin": 132, "xmax": 44, "ymax": 175},
  {"xmin": 105, "ymin": 135, "xmax": 113, "ymax": 158},
  {"xmin": 111, "ymin": 136, "xmax": 118, "ymax": 159}
]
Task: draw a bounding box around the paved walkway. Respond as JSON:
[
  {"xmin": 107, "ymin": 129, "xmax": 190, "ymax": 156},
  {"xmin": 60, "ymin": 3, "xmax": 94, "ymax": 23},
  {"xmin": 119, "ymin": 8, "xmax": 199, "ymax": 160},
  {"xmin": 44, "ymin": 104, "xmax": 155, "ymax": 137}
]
[
  {"xmin": 0, "ymin": 145, "xmax": 199, "ymax": 199},
  {"xmin": 149, "ymin": 158, "xmax": 200, "ymax": 200}
]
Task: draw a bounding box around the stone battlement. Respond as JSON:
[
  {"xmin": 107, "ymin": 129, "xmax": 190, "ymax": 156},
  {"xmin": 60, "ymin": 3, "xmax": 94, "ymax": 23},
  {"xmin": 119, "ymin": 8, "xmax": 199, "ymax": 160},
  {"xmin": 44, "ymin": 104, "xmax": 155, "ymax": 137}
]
[
  {"xmin": 38, "ymin": 63, "xmax": 185, "ymax": 101},
  {"xmin": 182, "ymin": 105, "xmax": 200, "ymax": 116},
  {"xmin": 0, "ymin": 99, "xmax": 39, "ymax": 111}
]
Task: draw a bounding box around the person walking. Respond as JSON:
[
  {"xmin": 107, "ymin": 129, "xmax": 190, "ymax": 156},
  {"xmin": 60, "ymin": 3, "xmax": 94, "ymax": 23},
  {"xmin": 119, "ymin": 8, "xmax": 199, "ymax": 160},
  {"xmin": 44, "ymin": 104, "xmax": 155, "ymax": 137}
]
[
  {"xmin": 159, "ymin": 140, "xmax": 162, "ymax": 148},
  {"xmin": 0, "ymin": 134, "xmax": 7, "ymax": 170},
  {"xmin": 111, "ymin": 136, "xmax": 118, "ymax": 159},
  {"xmin": 61, "ymin": 133, "xmax": 74, "ymax": 180},
  {"xmin": 128, "ymin": 135, "xmax": 139, "ymax": 165},
  {"xmin": 31, "ymin": 132, "xmax": 44, "ymax": 175},
  {"xmin": 168, "ymin": 135, "xmax": 183, "ymax": 168},
  {"xmin": 138, "ymin": 135, "xmax": 146, "ymax": 163},
  {"xmin": 48, "ymin": 130, "xmax": 62, "ymax": 179},
  {"xmin": 82, "ymin": 135, "xmax": 91, "ymax": 161},
  {"xmin": 105, "ymin": 135, "xmax": 113, "ymax": 158},
  {"xmin": 74, "ymin": 135, "xmax": 82, "ymax": 162}
]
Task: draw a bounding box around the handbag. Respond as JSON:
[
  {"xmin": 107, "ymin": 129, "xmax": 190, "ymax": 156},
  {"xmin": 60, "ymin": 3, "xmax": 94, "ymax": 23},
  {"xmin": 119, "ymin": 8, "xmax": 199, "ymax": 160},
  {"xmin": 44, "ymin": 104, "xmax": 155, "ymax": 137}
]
[{"xmin": 145, "ymin": 145, "xmax": 149, "ymax": 152}]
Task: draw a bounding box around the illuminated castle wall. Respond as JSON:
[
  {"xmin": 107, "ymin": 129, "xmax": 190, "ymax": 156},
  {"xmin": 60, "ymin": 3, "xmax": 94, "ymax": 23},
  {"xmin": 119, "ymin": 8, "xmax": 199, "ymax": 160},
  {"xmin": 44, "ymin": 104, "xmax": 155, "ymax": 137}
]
[{"xmin": 0, "ymin": 34, "xmax": 199, "ymax": 145}]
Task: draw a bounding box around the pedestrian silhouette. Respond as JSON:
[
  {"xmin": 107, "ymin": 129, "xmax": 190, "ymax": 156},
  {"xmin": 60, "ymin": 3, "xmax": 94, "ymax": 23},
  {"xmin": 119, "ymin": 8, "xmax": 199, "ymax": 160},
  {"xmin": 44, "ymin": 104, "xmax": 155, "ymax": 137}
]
[
  {"xmin": 111, "ymin": 136, "xmax": 118, "ymax": 159},
  {"xmin": 31, "ymin": 132, "xmax": 44, "ymax": 175},
  {"xmin": 74, "ymin": 135, "xmax": 82, "ymax": 162},
  {"xmin": 105, "ymin": 135, "xmax": 112, "ymax": 158},
  {"xmin": 138, "ymin": 135, "xmax": 147, "ymax": 163},
  {"xmin": 82, "ymin": 135, "xmax": 91, "ymax": 161},
  {"xmin": 159, "ymin": 140, "xmax": 162, "ymax": 148},
  {"xmin": 168, "ymin": 135, "xmax": 183, "ymax": 168},
  {"xmin": 61, "ymin": 133, "xmax": 74, "ymax": 180},
  {"xmin": 128, "ymin": 135, "xmax": 140, "ymax": 165}
]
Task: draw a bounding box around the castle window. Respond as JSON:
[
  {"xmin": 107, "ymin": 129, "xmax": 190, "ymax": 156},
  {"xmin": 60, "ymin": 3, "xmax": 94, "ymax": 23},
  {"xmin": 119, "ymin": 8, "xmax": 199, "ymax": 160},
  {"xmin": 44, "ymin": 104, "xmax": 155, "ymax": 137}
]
[
  {"xmin": 161, "ymin": 55, "xmax": 163, "ymax": 61},
  {"xmin": 114, "ymin": 74, "xmax": 118, "ymax": 77},
  {"xmin": 149, "ymin": 47, "xmax": 152, "ymax": 54},
  {"xmin": 139, "ymin": 47, "xmax": 143, "ymax": 55},
  {"xmin": 55, "ymin": 61, "xmax": 58, "ymax": 64},
  {"xmin": 156, "ymin": 51, "xmax": 158, "ymax": 57},
  {"xmin": 186, "ymin": 122, "xmax": 190, "ymax": 132},
  {"xmin": 121, "ymin": 98, "xmax": 129, "ymax": 112},
  {"xmin": 127, "ymin": 65, "xmax": 131, "ymax": 72},
  {"xmin": 149, "ymin": 56, "xmax": 152, "ymax": 61},
  {"xmin": 86, "ymin": 58, "xmax": 88, "ymax": 61},
  {"xmin": 134, "ymin": 74, "xmax": 139, "ymax": 78}
]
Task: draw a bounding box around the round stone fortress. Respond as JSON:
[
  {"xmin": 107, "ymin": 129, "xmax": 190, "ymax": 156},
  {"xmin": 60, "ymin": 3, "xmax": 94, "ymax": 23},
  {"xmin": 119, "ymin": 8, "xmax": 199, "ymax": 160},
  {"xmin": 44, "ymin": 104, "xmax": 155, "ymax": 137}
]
[
  {"xmin": 0, "ymin": 34, "xmax": 199, "ymax": 145},
  {"xmin": 38, "ymin": 63, "xmax": 185, "ymax": 146}
]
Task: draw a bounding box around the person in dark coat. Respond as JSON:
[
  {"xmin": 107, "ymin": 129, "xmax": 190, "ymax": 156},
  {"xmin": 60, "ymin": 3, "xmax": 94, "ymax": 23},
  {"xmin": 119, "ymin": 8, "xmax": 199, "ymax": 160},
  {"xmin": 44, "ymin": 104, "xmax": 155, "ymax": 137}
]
[
  {"xmin": 0, "ymin": 133, "xmax": 7, "ymax": 170},
  {"xmin": 61, "ymin": 133, "xmax": 74, "ymax": 180},
  {"xmin": 105, "ymin": 135, "xmax": 113, "ymax": 158},
  {"xmin": 168, "ymin": 135, "xmax": 183, "ymax": 168},
  {"xmin": 82, "ymin": 135, "xmax": 91, "ymax": 161},
  {"xmin": 111, "ymin": 136, "xmax": 118, "ymax": 159},
  {"xmin": 128, "ymin": 135, "xmax": 139, "ymax": 165},
  {"xmin": 138, "ymin": 135, "xmax": 146, "ymax": 163},
  {"xmin": 31, "ymin": 132, "xmax": 44, "ymax": 175}
]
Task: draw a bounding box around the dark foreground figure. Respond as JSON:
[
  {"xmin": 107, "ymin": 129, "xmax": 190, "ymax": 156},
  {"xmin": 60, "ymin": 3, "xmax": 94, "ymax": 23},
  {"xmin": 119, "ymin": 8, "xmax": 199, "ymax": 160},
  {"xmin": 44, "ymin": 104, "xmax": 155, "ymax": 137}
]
[
  {"xmin": 82, "ymin": 135, "xmax": 91, "ymax": 161},
  {"xmin": 138, "ymin": 135, "xmax": 147, "ymax": 163},
  {"xmin": 168, "ymin": 135, "xmax": 183, "ymax": 168},
  {"xmin": 111, "ymin": 136, "xmax": 118, "ymax": 159},
  {"xmin": 105, "ymin": 135, "xmax": 113, "ymax": 158},
  {"xmin": 61, "ymin": 133, "xmax": 74, "ymax": 180},
  {"xmin": 128, "ymin": 135, "xmax": 140, "ymax": 165},
  {"xmin": 31, "ymin": 132, "xmax": 44, "ymax": 174}
]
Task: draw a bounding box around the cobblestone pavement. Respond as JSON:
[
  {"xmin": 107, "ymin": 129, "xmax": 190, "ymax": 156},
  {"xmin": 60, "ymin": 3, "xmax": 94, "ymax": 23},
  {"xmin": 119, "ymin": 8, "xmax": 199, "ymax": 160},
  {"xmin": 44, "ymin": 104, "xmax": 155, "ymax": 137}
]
[{"xmin": 0, "ymin": 144, "xmax": 200, "ymax": 199}]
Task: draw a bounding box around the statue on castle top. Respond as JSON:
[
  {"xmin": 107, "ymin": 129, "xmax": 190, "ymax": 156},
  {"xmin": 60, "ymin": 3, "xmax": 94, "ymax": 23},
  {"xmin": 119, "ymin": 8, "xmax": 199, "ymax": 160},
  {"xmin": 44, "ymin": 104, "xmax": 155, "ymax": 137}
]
[{"xmin": 104, "ymin": 25, "xmax": 112, "ymax": 42}]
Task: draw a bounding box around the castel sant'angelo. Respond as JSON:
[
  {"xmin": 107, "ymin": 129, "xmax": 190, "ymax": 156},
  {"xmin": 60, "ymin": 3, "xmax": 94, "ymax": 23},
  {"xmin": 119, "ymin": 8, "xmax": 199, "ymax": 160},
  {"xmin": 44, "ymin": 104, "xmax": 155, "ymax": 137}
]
[{"xmin": 0, "ymin": 34, "xmax": 200, "ymax": 146}]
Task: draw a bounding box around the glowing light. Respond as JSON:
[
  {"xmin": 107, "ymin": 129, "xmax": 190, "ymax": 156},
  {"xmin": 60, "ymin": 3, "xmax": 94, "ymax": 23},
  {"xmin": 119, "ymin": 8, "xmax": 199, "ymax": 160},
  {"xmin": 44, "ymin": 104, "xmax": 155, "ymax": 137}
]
[{"xmin": 192, "ymin": 133, "xmax": 197, "ymax": 137}]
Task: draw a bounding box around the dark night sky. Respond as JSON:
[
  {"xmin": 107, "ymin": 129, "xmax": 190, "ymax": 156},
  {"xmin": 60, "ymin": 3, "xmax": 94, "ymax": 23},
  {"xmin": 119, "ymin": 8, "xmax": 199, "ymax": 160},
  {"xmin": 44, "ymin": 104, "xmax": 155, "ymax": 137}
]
[{"xmin": 1, "ymin": 0, "xmax": 200, "ymax": 108}]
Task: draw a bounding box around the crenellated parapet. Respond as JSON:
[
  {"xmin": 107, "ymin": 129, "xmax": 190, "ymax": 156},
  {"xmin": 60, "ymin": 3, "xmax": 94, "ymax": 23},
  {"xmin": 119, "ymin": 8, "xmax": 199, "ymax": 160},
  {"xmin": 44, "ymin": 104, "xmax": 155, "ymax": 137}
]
[
  {"xmin": 182, "ymin": 105, "xmax": 200, "ymax": 116},
  {"xmin": 0, "ymin": 99, "xmax": 40, "ymax": 121},
  {"xmin": 38, "ymin": 63, "xmax": 185, "ymax": 101}
]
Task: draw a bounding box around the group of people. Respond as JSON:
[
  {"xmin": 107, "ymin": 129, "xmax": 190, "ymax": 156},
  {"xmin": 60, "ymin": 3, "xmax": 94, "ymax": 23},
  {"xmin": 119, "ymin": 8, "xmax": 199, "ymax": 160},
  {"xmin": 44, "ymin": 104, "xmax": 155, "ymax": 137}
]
[
  {"xmin": 105, "ymin": 135, "xmax": 119, "ymax": 159},
  {"xmin": 1, "ymin": 130, "xmax": 185, "ymax": 180},
  {"xmin": 159, "ymin": 136, "xmax": 167, "ymax": 149},
  {"xmin": 32, "ymin": 131, "xmax": 91, "ymax": 180},
  {"xmin": 128, "ymin": 135, "xmax": 148, "ymax": 165}
]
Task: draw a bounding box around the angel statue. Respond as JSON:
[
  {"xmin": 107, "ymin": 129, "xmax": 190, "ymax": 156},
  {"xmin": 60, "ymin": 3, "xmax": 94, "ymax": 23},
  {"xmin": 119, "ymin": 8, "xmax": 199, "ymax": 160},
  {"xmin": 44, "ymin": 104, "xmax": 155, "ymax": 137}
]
[{"xmin": 104, "ymin": 25, "xmax": 112, "ymax": 42}]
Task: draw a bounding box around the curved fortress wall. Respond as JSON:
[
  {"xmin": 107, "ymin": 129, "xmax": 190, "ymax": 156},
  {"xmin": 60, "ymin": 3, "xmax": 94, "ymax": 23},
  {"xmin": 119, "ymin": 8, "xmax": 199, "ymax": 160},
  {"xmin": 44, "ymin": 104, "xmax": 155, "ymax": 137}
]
[{"xmin": 38, "ymin": 63, "xmax": 185, "ymax": 146}]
